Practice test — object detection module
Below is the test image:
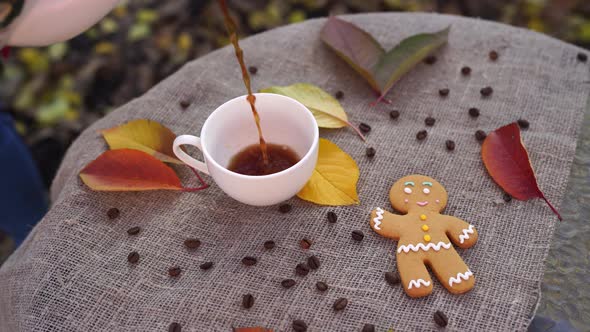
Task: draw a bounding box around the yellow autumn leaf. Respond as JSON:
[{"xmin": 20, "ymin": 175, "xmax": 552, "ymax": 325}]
[
  {"xmin": 297, "ymin": 138, "xmax": 359, "ymax": 205},
  {"xmin": 100, "ymin": 119, "xmax": 181, "ymax": 164},
  {"xmin": 260, "ymin": 83, "xmax": 365, "ymax": 140}
]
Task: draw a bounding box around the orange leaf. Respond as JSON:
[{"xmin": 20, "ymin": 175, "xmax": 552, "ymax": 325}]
[
  {"xmin": 101, "ymin": 119, "xmax": 182, "ymax": 164},
  {"xmin": 481, "ymin": 123, "xmax": 561, "ymax": 220},
  {"xmin": 233, "ymin": 328, "xmax": 273, "ymax": 332},
  {"xmin": 80, "ymin": 149, "xmax": 183, "ymax": 191}
]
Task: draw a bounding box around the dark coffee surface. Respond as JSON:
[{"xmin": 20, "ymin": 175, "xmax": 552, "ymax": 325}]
[{"xmin": 227, "ymin": 143, "xmax": 299, "ymax": 176}]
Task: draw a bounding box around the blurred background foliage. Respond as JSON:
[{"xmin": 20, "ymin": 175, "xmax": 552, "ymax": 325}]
[{"xmin": 1, "ymin": 0, "xmax": 590, "ymax": 188}]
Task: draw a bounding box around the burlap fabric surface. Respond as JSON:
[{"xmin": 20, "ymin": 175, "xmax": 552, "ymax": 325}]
[{"xmin": 1, "ymin": 13, "xmax": 588, "ymax": 332}]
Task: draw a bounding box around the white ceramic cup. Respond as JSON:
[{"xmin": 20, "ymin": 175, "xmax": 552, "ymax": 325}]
[{"xmin": 173, "ymin": 93, "xmax": 319, "ymax": 206}]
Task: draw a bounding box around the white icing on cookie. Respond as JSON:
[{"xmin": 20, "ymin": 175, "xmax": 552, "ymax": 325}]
[
  {"xmin": 408, "ymin": 279, "xmax": 431, "ymax": 289},
  {"xmin": 459, "ymin": 225, "xmax": 475, "ymax": 244},
  {"xmin": 397, "ymin": 241, "xmax": 451, "ymax": 253},
  {"xmin": 449, "ymin": 269, "xmax": 473, "ymax": 287},
  {"xmin": 373, "ymin": 207, "xmax": 384, "ymax": 230}
]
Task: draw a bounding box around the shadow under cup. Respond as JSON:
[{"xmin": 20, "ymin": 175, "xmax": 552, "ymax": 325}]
[{"xmin": 200, "ymin": 93, "xmax": 319, "ymax": 206}]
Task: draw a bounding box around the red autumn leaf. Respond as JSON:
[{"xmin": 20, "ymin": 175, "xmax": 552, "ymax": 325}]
[
  {"xmin": 79, "ymin": 149, "xmax": 183, "ymax": 191},
  {"xmin": 233, "ymin": 328, "xmax": 273, "ymax": 332},
  {"xmin": 481, "ymin": 123, "xmax": 561, "ymax": 220}
]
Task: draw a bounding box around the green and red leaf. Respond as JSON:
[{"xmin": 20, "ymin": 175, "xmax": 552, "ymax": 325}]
[
  {"xmin": 373, "ymin": 26, "xmax": 449, "ymax": 100},
  {"xmin": 320, "ymin": 16, "xmax": 449, "ymax": 102},
  {"xmin": 481, "ymin": 123, "xmax": 561, "ymax": 220},
  {"xmin": 320, "ymin": 16, "xmax": 384, "ymax": 92}
]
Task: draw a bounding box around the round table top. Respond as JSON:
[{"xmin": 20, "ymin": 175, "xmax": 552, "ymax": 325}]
[{"xmin": 1, "ymin": 12, "xmax": 589, "ymax": 331}]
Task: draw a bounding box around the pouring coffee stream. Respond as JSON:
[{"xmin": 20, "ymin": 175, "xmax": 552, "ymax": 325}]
[{"xmin": 219, "ymin": 0, "xmax": 270, "ymax": 167}]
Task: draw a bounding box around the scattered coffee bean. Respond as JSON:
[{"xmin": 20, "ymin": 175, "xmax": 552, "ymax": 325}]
[
  {"xmin": 242, "ymin": 256, "xmax": 257, "ymax": 266},
  {"xmin": 445, "ymin": 140, "xmax": 456, "ymax": 151},
  {"xmin": 433, "ymin": 310, "xmax": 449, "ymax": 327},
  {"xmin": 461, "ymin": 66, "xmax": 471, "ymax": 76},
  {"xmin": 475, "ymin": 130, "xmax": 487, "ymax": 141},
  {"xmin": 489, "ymin": 50, "xmax": 499, "ymax": 61},
  {"xmin": 248, "ymin": 66, "xmax": 258, "ymax": 74},
  {"xmin": 366, "ymin": 147, "xmax": 376, "ymax": 158},
  {"xmin": 107, "ymin": 208, "xmax": 120, "ymax": 220},
  {"xmin": 517, "ymin": 119, "xmax": 530, "ymax": 129},
  {"xmin": 438, "ymin": 88, "xmax": 449, "ymax": 97},
  {"xmin": 468, "ymin": 107, "xmax": 480, "ymax": 118},
  {"xmin": 295, "ymin": 263, "xmax": 310, "ymax": 276},
  {"xmin": 307, "ymin": 255, "xmax": 320, "ymax": 270},
  {"xmin": 333, "ymin": 298, "xmax": 348, "ymax": 311},
  {"xmin": 299, "ymin": 238, "xmax": 312, "ymax": 250},
  {"xmin": 335, "ymin": 90, "xmax": 344, "ymax": 99},
  {"xmin": 425, "ymin": 117, "xmax": 435, "ymax": 126},
  {"xmin": 480, "ymin": 86, "xmax": 493, "ymax": 97},
  {"xmin": 424, "ymin": 55, "xmax": 437, "ymax": 64},
  {"xmin": 351, "ymin": 230, "xmax": 364, "ymax": 241},
  {"xmin": 179, "ymin": 100, "xmax": 191, "ymax": 109},
  {"xmin": 127, "ymin": 251, "xmax": 139, "ymax": 264},
  {"xmin": 279, "ymin": 203, "xmax": 292, "ymax": 213},
  {"xmin": 362, "ymin": 324, "xmax": 376, "ymax": 332},
  {"xmin": 184, "ymin": 238, "xmax": 201, "ymax": 249},
  {"xmin": 316, "ymin": 281, "xmax": 328, "ymax": 292},
  {"xmin": 168, "ymin": 266, "xmax": 181, "ymax": 277},
  {"xmin": 281, "ymin": 278, "xmax": 296, "ymax": 289},
  {"xmin": 577, "ymin": 52, "xmax": 588, "ymax": 62},
  {"xmin": 416, "ymin": 130, "xmax": 428, "ymax": 141},
  {"xmin": 359, "ymin": 122, "xmax": 371, "ymax": 133},
  {"xmin": 503, "ymin": 193, "xmax": 512, "ymax": 202},
  {"xmin": 127, "ymin": 226, "xmax": 140, "ymax": 236},
  {"xmin": 264, "ymin": 240, "xmax": 275, "ymax": 250},
  {"xmin": 242, "ymin": 294, "xmax": 255, "ymax": 309},
  {"xmin": 327, "ymin": 211, "xmax": 338, "ymax": 223},
  {"xmin": 385, "ymin": 271, "xmax": 401, "ymax": 285},
  {"xmin": 200, "ymin": 261, "xmax": 213, "ymax": 270},
  {"xmin": 292, "ymin": 320, "xmax": 307, "ymax": 332},
  {"xmin": 389, "ymin": 109, "xmax": 400, "ymax": 119},
  {"xmin": 168, "ymin": 322, "xmax": 182, "ymax": 332}
]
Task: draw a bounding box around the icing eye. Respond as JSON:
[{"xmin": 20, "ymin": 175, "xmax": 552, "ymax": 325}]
[
  {"xmin": 423, "ymin": 188, "xmax": 430, "ymax": 194},
  {"xmin": 404, "ymin": 187, "xmax": 412, "ymax": 194}
]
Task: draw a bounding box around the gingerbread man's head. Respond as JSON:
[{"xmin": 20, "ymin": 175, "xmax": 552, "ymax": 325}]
[{"xmin": 389, "ymin": 175, "xmax": 448, "ymax": 214}]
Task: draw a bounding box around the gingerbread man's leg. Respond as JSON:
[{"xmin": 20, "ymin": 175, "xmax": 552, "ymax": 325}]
[
  {"xmin": 396, "ymin": 252, "xmax": 433, "ymax": 298},
  {"xmin": 427, "ymin": 248, "xmax": 475, "ymax": 294}
]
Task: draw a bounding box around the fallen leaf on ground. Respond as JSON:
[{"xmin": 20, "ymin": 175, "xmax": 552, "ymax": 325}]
[
  {"xmin": 481, "ymin": 122, "xmax": 561, "ymax": 220},
  {"xmin": 101, "ymin": 119, "xmax": 181, "ymax": 164},
  {"xmin": 79, "ymin": 149, "xmax": 183, "ymax": 191},
  {"xmin": 320, "ymin": 16, "xmax": 449, "ymax": 103},
  {"xmin": 260, "ymin": 83, "xmax": 365, "ymax": 140},
  {"xmin": 297, "ymin": 138, "xmax": 359, "ymax": 205}
]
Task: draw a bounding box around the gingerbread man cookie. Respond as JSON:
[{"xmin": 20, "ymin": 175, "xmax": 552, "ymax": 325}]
[{"xmin": 369, "ymin": 175, "xmax": 478, "ymax": 298}]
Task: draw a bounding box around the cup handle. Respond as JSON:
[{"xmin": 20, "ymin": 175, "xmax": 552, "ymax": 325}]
[{"xmin": 173, "ymin": 135, "xmax": 209, "ymax": 175}]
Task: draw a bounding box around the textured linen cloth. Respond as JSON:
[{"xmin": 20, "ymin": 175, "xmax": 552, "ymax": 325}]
[{"xmin": 1, "ymin": 13, "xmax": 588, "ymax": 332}]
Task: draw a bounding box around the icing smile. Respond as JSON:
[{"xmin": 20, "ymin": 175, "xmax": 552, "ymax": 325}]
[{"xmin": 416, "ymin": 201, "xmax": 429, "ymax": 206}]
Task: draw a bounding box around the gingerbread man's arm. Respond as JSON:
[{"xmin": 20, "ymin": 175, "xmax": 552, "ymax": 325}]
[
  {"xmin": 369, "ymin": 208, "xmax": 403, "ymax": 239},
  {"xmin": 442, "ymin": 215, "xmax": 478, "ymax": 249}
]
